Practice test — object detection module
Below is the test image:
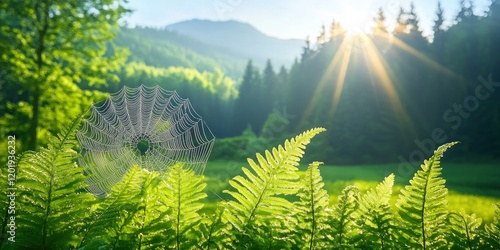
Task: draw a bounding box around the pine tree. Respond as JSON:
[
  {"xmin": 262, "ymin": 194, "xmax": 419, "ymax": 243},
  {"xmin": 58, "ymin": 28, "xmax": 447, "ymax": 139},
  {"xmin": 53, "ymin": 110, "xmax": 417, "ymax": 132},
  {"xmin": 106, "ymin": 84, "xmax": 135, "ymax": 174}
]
[
  {"xmin": 316, "ymin": 24, "xmax": 327, "ymax": 46},
  {"xmin": 407, "ymin": 2, "xmax": 423, "ymax": 35},
  {"xmin": 234, "ymin": 60, "xmax": 261, "ymax": 134},
  {"xmin": 433, "ymin": 2, "xmax": 445, "ymax": 38},
  {"xmin": 257, "ymin": 60, "xmax": 279, "ymax": 132},
  {"xmin": 393, "ymin": 7, "xmax": 408, "ymax": 34},
  {"xmin": 373, "ymin": 8, "xmax": 388, "ymax": 36},
  {"xmin": 329, "ymin": 19, "xmax": 345, "ymax": 41}
]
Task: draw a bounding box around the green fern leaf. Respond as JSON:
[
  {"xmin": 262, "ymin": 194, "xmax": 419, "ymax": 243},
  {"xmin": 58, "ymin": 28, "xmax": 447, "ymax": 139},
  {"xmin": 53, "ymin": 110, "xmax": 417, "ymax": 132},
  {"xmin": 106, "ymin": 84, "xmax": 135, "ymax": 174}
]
[
  {"xmin": 133, "ymin": 169, "xmax": 163, "ymax": 249},
  {"xmin": 448, "ymin": 212, "xmax": 483, "ymax": 249},
  {"xmin": 13, "ymin": 114, "xmax": 96, "ymax": 249},
  {"xmin": 295, "ymin": 161, "xmax": 331, "ymax": 250},
  {"xmin": 354, "ymin": 174, "xmax": 395, "ymax": 249},
  {"xmin": 79, "ymin": 165, "xmax": 147, "ymax": 248},
  {"xmin": 199, "ymin": 207, "xmax": 231, "ymax": 250},
  {"xmin": 330, "ymin": 185, "xmax": 360, "ymax": 248},
  {"xmin": 484, "ymin": 204, "xmax": 500, "ymax": 249},
  {"xmin": 222, "ymin": 127, "xmax": 326, "ymax": 248},
  {"xmin": 145, "ymin": 163, "xmax": 207, "ymax": 249},
  {"xmin": 395, "ymin": 141, "xmax": 458, "ymax": 249}
]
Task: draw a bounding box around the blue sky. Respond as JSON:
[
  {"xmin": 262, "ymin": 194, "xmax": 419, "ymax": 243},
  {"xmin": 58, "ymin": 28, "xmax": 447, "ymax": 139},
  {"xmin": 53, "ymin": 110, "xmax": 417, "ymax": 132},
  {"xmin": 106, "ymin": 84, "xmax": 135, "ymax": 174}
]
[{"xmin": 125, "ymin": 0, "xmax": 491, "ymax": 40}]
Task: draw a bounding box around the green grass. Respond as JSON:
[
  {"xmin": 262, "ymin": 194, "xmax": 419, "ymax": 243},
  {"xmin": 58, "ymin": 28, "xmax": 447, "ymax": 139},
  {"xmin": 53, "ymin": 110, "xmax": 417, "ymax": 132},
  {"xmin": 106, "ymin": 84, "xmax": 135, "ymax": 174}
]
[{"xmin": 202, "ymin": 160, "xmax": 500, "ymax": 222}]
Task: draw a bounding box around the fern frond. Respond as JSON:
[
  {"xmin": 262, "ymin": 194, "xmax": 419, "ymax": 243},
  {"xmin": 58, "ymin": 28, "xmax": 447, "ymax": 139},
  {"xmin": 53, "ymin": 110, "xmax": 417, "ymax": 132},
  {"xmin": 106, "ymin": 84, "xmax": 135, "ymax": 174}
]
[
  {"xmin": 134, "ymin": 169, "xmax": 163, "ymax": 249},
  {"xmin": 448, "ymin": 212, "xmax": 483, "ymax": 249},
  {"xmin": 13, "ymin": 114, "xmax": 96, "ymax": 249},
  {"xmin": 330, "ymin": 185, "xmax": 360, "ymax": 248},
  {"xmin": 484, "ymin": 204, "xmax": 500, "ymax": 249},
  {"xmin": 79, "ymin": 165, "xmax": 146, "ymax": 248},
  {"xmin": 222, "ymin": 127, "xmax": 326, "ymax": 248},
  {"xmin": 146, "ymin": 163, "xmax": 207, "ymax": 249},
  {"xmin": 354, "ymin": 174, "xmax": 395, "ymax": 249},
  {"xmin": 395, "ymin": 141, "xmax": 458, "ymax": 249},
  {"xmin": 295, "ymin": 161, "xmax": 331, "ymax": 250},
  {"xmin": 199, "ymin": 207, "xmax": 231, "ymax": 250}
]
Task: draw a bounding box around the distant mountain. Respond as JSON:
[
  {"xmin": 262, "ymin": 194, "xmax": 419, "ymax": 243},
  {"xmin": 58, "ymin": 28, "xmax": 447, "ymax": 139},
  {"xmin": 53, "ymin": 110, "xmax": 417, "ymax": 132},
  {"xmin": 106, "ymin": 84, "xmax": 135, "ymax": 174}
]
[{"xmin": 165, "ymin": 19, "xmax": 304, "ymax": 69}]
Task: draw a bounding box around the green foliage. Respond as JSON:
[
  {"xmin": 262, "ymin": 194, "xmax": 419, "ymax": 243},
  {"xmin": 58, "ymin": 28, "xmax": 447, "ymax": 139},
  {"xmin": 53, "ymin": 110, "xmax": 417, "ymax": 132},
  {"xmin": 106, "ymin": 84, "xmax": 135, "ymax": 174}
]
[
  {"xmin": 485, "ymin": 204, "xmax": 500, "ymax": 249},
  {"xmin": 0, "ymin": 0, "xmax": 129, "ymax": 149},
  {"xmin": 2, "ymin": 124, "xmax": 500, "ymax": 249},
  {"xmin": 447, "ymin": 212, "xmax": 483, "ymax": 249},
  {"xmin": 79, "ymin": 163, "xmax": 207, "ymax": 249},
  {"xmin": 294, "ymin": 162, "xmax": 331, "ymax": 249},
  {"xmin": 354, "ymin": 174, "xmax": 396, "ymax": 249},
  {"xmin": 396, "ymin": 142, "xmax": 458, "ymax": 249},
  {"xmin": 222, "ymin": 127, "xmax": 326, "ymax": 248},
  {"xmin": 330, "ymin": 185, "xmax": 360, "ymax": 248},
  {"xmin": 156, "ymin": 164, "xmax": 207, "ymax": 249},
  {"xmin": 115, "ymin": 26, "xmax": 246, "ymax": 79},
  {"xmin": 79, "ymin": 165, "xmax": 149, "ymax": 248},
  {"xmin": 10, "ymin": 114, "xmax": 95, "ymax": 249}
]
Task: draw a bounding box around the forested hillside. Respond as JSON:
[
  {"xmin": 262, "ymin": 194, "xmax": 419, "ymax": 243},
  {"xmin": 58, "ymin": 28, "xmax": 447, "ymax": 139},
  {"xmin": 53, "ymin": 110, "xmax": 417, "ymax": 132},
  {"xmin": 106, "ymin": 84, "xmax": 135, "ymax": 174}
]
[{"xmin": 115, "ymin": 27, "xmax": 247, "ymax": 78}]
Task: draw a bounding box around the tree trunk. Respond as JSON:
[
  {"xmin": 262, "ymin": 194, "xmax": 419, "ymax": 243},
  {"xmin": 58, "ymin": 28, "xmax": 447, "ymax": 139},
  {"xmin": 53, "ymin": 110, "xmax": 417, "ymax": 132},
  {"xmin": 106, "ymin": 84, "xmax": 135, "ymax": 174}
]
[
  {"xmin": 28, "ymin": 84, "xmax": 40, "ymax": 150},
  {"xmin": 27, "ymin": 1, "xmax": 49, "ymax": 150}
]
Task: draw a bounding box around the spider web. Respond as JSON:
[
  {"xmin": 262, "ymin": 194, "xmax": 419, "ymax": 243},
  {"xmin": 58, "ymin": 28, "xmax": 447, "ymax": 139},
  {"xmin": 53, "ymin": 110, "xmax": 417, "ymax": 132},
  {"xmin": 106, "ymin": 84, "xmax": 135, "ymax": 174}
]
[{"xmin": 76, "ymin": 85, "xmax": 215, "ymax": 196}]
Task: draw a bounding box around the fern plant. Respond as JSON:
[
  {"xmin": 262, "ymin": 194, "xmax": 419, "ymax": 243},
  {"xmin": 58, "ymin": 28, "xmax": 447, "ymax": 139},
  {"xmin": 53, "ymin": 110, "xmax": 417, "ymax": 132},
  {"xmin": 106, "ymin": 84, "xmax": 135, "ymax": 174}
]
[
  {"xmin": 396, "ymin": 142, "xmax": 458, "ymax": 249},
  {"xmin": 222, "ymin": 127, "xmax": 326, "ymax": 248},
  {"xmin": 447, "ymin": 212, "xmax": 483, "ymax": 249},
  {"xmin": 354, "ymin": 174, "xmax": 396, "ymax": 249},
  {"xmin": 294, "ymin": 161, "xmax": 331, "ymax": 250},
  {"xmin": 11, "ymin": 114, "xmax": 96, "ymax": 249},
  {"xmin": 79, "ymin": 163, "xmax": 207, "ymax": 250},
  {"xmin": 329, "ymin": 185, "xmax": 360, "ymax": 248},
  {"xmin": 484, "ymin": 204, "xmax": 500, "ymax": 249},
  {"xmin": 153, "ymin": 163, "xmax": 207, "ymax": 249},
  {"xmin": 79, "ymin": 165, "xmax": 150, "ymax": 249}
]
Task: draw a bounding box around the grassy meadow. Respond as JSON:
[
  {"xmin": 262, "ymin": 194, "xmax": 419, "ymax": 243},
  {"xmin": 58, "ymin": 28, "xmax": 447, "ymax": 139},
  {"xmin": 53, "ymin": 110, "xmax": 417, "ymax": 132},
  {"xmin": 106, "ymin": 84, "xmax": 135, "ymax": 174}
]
[{"xmin": 203, "ymin": 160, "xmax": 500, "ymax": 222}]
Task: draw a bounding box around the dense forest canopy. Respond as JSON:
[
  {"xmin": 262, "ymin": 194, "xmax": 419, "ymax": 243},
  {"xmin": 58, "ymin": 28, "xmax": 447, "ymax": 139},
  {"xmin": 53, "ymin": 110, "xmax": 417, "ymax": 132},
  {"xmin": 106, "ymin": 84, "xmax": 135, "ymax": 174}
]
[{"xmin": 0, "ymin": 0, "xmax": 499, "ymax": 164}]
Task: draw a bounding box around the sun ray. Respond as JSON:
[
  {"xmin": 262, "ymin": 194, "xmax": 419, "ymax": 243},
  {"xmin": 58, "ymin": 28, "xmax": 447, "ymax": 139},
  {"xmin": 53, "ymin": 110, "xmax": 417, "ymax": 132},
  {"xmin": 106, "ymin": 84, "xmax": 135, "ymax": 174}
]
[
  {"xmin": 390, "ymin": 36, "xmax": 462, "ymax": 80},
  {"xmin": 359, "ymin": 35, "xmax": 416, "ymax": 137},
  {"xmin": 298, "ymin": 37, "xmax": 352, "ymax": 128},
  {"xmin": 328, "ymin": 40, "xmax": 352, "ymax": 120}
]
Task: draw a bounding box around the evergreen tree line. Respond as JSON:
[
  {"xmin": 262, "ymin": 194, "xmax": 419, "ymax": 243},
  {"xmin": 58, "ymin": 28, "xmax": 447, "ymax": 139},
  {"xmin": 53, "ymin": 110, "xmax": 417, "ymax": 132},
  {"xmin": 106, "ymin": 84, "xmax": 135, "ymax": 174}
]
[{"xmin": 230, "ymin": 0, "xmax": 500, "ymax": 164}]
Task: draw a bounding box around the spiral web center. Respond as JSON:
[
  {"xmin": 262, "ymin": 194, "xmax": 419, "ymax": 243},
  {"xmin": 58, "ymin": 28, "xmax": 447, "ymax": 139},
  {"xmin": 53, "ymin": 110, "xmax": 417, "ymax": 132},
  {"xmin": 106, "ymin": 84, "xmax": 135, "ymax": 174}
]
[{"xmin": 136, "ymin": 139, "xmax": 150, "ymax": 156}]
